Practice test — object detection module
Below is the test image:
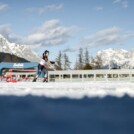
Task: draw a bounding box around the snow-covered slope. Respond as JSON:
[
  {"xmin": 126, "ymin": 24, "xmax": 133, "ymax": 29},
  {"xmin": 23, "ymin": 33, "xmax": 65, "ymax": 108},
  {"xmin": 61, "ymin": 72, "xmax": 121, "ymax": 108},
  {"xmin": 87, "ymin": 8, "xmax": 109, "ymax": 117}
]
[
  {"xmin": 95, "ymin": 48, "xmax": 134, "ymax": 69},
  {"xmin": 0, "ymin": 34, "xmax": 41, "ymax": 62},
  {"xmin": 0, "ymin": 82, "xmax": 134, "ymax": 98}
]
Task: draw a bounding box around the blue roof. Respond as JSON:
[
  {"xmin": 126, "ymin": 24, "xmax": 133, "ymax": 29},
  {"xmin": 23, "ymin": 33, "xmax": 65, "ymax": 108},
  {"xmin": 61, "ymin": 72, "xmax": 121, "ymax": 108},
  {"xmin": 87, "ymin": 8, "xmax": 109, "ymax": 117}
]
[{"xmin": 0, "ymin": 62, "xmax": 38, "ymax": 75}]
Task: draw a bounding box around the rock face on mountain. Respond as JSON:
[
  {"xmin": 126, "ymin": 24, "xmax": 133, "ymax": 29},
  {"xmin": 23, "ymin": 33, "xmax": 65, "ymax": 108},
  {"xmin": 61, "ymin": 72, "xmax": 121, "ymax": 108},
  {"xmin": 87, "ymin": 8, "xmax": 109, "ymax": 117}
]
[
  {"xmin": 0, "ymin": 52, "xmax": 29, "ymax": 62},
  {"xmin": 95, "ymin": 48, "xmax": 134, "ymax": 69},
  {"xmin": 0, "ymin": 34, "xmax": 41, "ymax": 62}
]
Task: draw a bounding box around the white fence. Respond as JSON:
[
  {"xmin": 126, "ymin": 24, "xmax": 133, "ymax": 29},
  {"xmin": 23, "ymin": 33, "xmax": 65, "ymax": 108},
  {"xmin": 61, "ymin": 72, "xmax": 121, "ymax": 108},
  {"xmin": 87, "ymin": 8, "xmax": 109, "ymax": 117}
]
[{"xmin": 48, "ymin": 69, "xmax": 134, "ymax": 82}]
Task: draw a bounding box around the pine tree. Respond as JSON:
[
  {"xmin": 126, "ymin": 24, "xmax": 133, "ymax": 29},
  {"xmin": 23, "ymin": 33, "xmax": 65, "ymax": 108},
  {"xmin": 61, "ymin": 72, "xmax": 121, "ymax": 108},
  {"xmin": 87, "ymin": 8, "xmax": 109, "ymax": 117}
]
[
  {"xmin": 82, "ymin": 48, "xmax": 92, "ymax": 70},
  {"xmin": 94, "ymin": 55, "xmax": 103, "ymax": 69},
  {"xmin": 63, "ymin": 53, "xmax": 71, "ymax": 70},
  {"xmin": 78, "ymin": 48, "xmax": 83, "ymax": 69},
  {"xmin": 83, "ymin": 63, "xmax": 92, "ymax": 70},
  {"xmin": 74, "ymin": 59, "xmax": 79, "ymax": 70},
  {"xmin": 56, "ymin": 51, "xmax": 62, "ymax": 70},
  {"xmin": 85, "ymin": 48, "xmax": 90, "ymax": 65}
]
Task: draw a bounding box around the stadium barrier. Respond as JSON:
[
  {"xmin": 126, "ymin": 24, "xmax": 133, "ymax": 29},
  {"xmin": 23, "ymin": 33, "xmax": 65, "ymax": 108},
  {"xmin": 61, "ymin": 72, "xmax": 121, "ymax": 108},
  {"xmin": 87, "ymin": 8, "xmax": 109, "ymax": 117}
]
[{"xmin": 48, "ymin": 69, "xmax": 134, "ymax": 82}]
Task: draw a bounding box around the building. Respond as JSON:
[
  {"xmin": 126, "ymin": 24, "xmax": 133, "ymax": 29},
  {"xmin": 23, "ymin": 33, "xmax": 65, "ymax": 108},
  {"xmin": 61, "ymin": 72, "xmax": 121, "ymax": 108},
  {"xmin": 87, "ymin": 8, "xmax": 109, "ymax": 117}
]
[{"xmin": 0, "ymin": 62, "xmax": 38, "ymax": 81}]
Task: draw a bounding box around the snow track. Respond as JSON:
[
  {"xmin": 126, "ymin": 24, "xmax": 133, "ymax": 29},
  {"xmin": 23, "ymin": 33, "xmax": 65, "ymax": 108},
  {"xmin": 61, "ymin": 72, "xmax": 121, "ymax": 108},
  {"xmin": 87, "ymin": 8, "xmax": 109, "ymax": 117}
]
[{"xmin": 0, "ymin": 82, "xmax": 134, "ymax": 98}]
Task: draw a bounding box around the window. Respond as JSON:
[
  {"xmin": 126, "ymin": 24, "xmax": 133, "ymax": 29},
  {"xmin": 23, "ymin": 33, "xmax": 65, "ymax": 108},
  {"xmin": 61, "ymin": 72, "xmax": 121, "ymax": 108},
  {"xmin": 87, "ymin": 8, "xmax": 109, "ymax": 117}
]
[{"xmin": 72, "ymin": 74, "xmax": 78, "ymax": 78}]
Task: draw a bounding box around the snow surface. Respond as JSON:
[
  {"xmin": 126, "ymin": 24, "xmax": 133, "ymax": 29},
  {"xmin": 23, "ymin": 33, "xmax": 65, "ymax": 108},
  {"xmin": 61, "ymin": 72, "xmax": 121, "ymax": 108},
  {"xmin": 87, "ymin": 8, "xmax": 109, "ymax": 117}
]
[{"xmin": 0, "ymin": 82, "xmax": 134, "ymax": 99}]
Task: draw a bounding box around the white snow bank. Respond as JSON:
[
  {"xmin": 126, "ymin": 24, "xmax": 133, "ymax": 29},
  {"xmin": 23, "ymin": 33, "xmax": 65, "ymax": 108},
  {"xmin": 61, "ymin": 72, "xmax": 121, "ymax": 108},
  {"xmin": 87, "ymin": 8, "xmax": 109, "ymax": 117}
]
[{"xmin": 0, "ymin": 82, "xmax": 134, "ymax": 99}]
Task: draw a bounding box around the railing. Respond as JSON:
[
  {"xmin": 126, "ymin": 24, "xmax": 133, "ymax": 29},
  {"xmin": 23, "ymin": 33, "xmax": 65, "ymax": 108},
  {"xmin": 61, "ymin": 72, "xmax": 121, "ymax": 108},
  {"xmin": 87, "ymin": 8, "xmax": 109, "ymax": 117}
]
[
  {"xmin": 48, "ymin": 69, "xmax": 134, "ymax": 82},
  {"xmin": 1, "ymin": 69, "xmax": 134, "ymax": 82},
  {"xmin": 6, "ymin": 72, "xmax": 36, "ymax": 76}
]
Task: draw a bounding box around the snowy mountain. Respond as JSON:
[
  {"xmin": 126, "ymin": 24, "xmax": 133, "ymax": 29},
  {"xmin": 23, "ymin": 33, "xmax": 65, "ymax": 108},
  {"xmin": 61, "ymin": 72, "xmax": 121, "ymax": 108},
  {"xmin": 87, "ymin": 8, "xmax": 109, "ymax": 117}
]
[
  {"xmin": 95, "ymin": 48, "xmax": 134, "ymax": 69},
  {"xmin": 0, "ymin": 34, "xmax": 41, "ymax": 62}
]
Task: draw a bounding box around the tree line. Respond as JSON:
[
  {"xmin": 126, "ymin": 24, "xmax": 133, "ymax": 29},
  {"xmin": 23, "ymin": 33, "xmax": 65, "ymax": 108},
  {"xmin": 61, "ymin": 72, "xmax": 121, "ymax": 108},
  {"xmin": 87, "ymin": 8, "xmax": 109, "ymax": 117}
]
[
  {"xmin": 55, "ymin": 51, "xmax": 71, "ymax": 70},
  {"xmin": 55, "ymin": 48, "xmax": 102, "ymax": 70}
]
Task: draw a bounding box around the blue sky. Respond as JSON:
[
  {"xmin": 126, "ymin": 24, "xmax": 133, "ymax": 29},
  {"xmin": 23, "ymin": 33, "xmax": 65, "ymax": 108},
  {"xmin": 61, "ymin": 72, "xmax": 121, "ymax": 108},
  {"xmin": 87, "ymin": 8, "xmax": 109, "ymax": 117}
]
[{"xmin": 0, "ymin": 0, "xmax": 134, "ymax": 65}]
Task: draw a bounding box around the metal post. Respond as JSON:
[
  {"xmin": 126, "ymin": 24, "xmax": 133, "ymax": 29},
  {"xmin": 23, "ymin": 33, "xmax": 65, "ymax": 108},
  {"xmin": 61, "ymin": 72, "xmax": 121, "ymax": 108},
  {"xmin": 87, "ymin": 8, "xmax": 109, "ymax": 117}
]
[
  {"xmin": 94, "ymin": 74, "xmax": 96, "ymax": 81},
  {"xmin": 82, "ymin": 74, "xmax": 84, "ymax": 82},
  {"xmin": 48, "ymin": 74, "xmax": 50, "ymax": 82},
  {"xmin": 70, "ymin": 74, "xmax": 72, "ymax": 82},
  {"xmin": 118, "ymin": 74, "xmax": 120, "ymax": 81},
  {"xmin": 106, "ymin": 74, "xmax": 108, "ymax": 81},
  {"xmin": 59, "ymin": 74, "xmax": 61, "ymax": 82}
]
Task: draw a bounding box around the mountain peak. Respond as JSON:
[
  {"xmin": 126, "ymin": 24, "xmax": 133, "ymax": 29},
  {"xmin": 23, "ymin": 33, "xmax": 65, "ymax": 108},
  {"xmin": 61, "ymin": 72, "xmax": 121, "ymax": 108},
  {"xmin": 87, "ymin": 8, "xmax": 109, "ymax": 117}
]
[
  {"xmin": 96, "ymin": 48, "xmax": 133, "ymax": 69},
  {"xmin": 0, "ymin": 34, "xmax": 41, "ymax": 62}
]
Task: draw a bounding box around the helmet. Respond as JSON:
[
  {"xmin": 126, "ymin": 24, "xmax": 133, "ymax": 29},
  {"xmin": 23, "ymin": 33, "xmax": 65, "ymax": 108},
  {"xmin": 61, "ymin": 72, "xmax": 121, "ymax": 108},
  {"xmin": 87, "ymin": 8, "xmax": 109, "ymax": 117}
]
[{"xmin": 44, "ymin": 50, "xmax": 49, "ymax": 54}]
